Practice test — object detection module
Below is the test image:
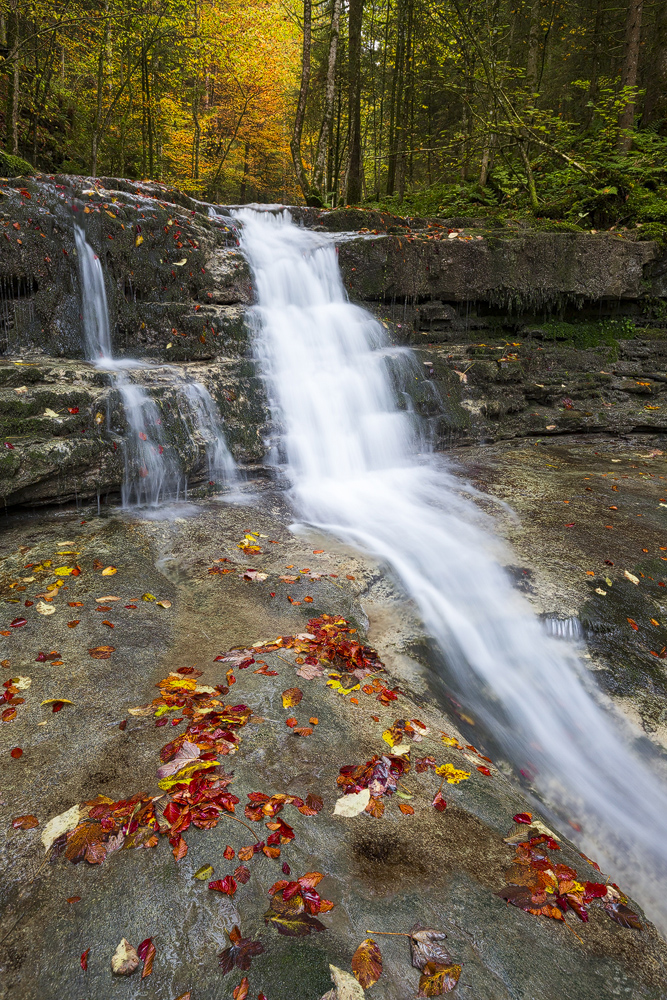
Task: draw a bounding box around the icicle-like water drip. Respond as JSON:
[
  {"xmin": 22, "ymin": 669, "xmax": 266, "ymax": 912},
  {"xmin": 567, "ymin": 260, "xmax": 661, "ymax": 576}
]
[
  {"xmin": 236, "ymin": 207, "xmax": 667, "ymax": 931},
  {"xmin": 74, "ymin": 223, "xmax": 236, "ymax": 505}
]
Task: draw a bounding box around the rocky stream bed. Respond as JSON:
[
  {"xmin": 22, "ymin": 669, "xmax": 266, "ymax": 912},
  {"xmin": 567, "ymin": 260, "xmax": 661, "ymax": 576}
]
[{"xmin": 0, "ymin": 175, "xmax": 667, "ymax": 1000}]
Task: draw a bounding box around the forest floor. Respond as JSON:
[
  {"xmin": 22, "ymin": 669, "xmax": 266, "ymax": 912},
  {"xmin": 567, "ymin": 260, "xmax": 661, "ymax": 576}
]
[{"xmin": 0, "ymin": 478, "xmax": 667, "ymax": 1000}]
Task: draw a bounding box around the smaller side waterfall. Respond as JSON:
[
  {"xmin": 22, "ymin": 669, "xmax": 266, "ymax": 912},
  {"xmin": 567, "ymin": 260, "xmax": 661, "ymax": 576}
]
[{"xmin": 74, "ymin": 223, "xmax": 236, "ymax": 505}]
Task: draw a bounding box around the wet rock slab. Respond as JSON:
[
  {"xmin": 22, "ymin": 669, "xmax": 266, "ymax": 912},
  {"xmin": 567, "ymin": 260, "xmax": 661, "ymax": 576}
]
[{"xmin": 0, "ymin": 492, "xmax": 665, "ymax": 999}]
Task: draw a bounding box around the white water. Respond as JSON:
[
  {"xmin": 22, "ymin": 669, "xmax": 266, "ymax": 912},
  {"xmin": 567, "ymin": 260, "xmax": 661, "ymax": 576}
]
[
  {"xmin": 74, "ymin": 224, "xmax": 236, "ymax": 505},
  {"xmin": 236, "ymin": 207, "xmax": 667, "ymax": 929}
]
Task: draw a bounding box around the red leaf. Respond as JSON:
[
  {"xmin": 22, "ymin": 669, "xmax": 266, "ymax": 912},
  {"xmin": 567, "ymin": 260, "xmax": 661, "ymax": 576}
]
[
  {"xmin": 282, "ymin": 862, "xmax": 291, "ymax": 875},
  {"xmin": 234, "ymin": 865, "xmax": 250, "ymax": 884},
  {"xmin": 67, "ymin": 896, "xmax": 81, "ymax": 904},
  {"xmin": 11, "ymin": 814, "xmax": 38, "ymax": 829},
  {"xmin": 209, "ymin": 876, "xmax": 237, "ymax": 896},
  {"xmin": 477, "ymin": 766, "xmax": 491, "ymax": 776},
  {"xmin": 138, "ymin": 938, "xmax": 156, "ymax": 978},
  {"xmin": 432, "ymin": 791, "xmax": 446, "ymax": 812},
  {"xmin": 513, "ymin": 812, "xmax": 532, "ymax": 824},
  {"xmin": 10, "ymin": 747, "xmax": 23, "ymax": 759},
  {"xmin": 224, "ymin": 845, "xmax": 235, "ymax": 860},
  {"xmin": 80, "ymin": 948, "xmax": 89, "ymax": 971}
]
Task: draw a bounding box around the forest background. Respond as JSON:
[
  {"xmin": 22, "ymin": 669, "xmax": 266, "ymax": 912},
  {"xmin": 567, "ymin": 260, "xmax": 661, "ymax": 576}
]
[{"xmin": 0, "ymin": 0, "xmax": 666, "ymax": 231}]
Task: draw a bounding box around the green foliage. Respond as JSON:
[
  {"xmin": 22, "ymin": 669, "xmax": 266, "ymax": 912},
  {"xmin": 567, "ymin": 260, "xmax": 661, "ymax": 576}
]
[
  {"xmin": 0, "ymin": 150, "xmax": 34, "ymax": 177},
  {"xmin": 535, "ymin": 318, "xmax": 635, "ymax": 351}
]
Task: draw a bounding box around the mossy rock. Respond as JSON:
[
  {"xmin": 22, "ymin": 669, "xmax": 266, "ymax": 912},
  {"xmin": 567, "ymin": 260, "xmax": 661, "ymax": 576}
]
[{"xmin": 0, "ymin": 150, "xmax": 34, "ymax": 177}]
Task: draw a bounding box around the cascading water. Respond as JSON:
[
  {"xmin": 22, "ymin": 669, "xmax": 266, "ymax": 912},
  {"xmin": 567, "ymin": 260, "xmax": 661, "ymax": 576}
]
[
  {"xmin": 236, "ymin": 207, "xmax": 667, "ymax": 930},
  {"xmin": 74, "ymin": 223, "xmax": 236, "ymax": 504}
]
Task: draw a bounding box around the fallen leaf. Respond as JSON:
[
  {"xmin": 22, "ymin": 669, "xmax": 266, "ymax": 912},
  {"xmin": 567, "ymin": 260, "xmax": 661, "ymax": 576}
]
[
  {"xmin": 605, "ymin": 901, "xmax": 641, "ymax": 929},
  {"xmin": 418, "ymin": 961, "xmax": 461, "ymax": 996},
  {"xmin": 67, "ymin": 620, "xmax": 80, "ymax": 628},
  {"xmin": 333, "ymin": 788, "xmax": 370, "ymax": 817},
  {"xmin": 282, "ymin": 687, "xmax": 303, "ymax": 708},
  {"xmin": 624, "ymin": 570, "xmax": 640, "ymax": 585},
  {"xmin": 81, "ymin": 948, "xmax": 90, "ymax": 971},
  {"xmin": 138, "ymin": 937, "xmax": 156, "ymax": 978},
  {"xmin": 36, "ymin": 601, "xmax": 56, "ymax": 616},
  {"xmin": 351, "ymin": 938, "xmax": 383, "ymax": 988},
  {"xmin": 209, "ymin": 876, "xmax": 237, "ymax": 896},
  {"xmin": 399, "ymin": 803, "xmax": 415, "ymax": 815},
  {"xmin": 233, "ymin": 977, "xmax": 249, "ymax": 1000},
  {"xmin": 410, "ymin": 927, "xmax": 451, "ymax": 970},
  {"xmin": 329, "ymin": 965, "xmax": 364, "ymax": 1000},
  {"xmin": 42, "ymin": 804, "xmax": 81, "ymax": 850},
  {"xmin": 10, "ymin": 747, "xmax": 22, "ymax": 758},
  {"xmin": 219, "ymin": 925, "xmax": 264, "ymax": 975},
  {"xmin": 193, "ymin": 864, "xmax": 214, "ymax": 880},
  {"xmin": 41, "ymin": 698, "xmax": 73, "ymax": 708},
  {"xmin": 432, "ymin": 791, "xmax": 447, "ymax": 812},
  {"xmin": 67, "ymin": 896, "xmax": 81, "ymax": 904},
  {"xmin": 434, "ymin": 763, "xmax": 470, "ymax": 784},
  {"xmin": 234, "ymin": 865, "xmax": 250, "ymax": 884},
  {"xmin": 111, "ymin": 938, "xmax": 139, "ymax": 975},
  {"xmin": 102, "ymin": 566, "xmax": 117, "ymax": 576},
  {"xmin": 88, "ymin": 646, "xmax": 115, "ymax": 659},
  {"xmin": 11, "ymin": 814, "xmax": 39, "ymax": 830}
]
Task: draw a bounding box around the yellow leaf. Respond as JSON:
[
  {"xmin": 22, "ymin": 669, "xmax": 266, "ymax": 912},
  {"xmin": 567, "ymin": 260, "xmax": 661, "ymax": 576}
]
[
  {"xmin": 441, "ymin": 734, "xmax": 462, "ymax": 749},
  {"xmin": 142, "ymin": 592, "xmax": 156, "ymax": 601},
  {"xmin": 54, "ymin": 566, "xmax": 73, "ymax": 576},
  {"xmin": 174, "ymin": 258, "xmax": 187, "ymax": 266},
  {"xmin": 41, "ymin": 698, "xmax": 73, "ymax": 706},
  {"xmin": 435, "ymin": 762, "xmax": 470, "ymax": 784},
  {"xmin": 94, "ymin": 412, "xmax": 104, "ymax": 424},
  {"xmin": 157, "ymin": 760, "xmax": 217, "ymax": 790},
  {"xmin": 101, "ymin": 566, "xmax": 117, "ymax": 576},
  {"xmin": 135, "ymin": 234, "xmax": 144, "ymax": 246}
]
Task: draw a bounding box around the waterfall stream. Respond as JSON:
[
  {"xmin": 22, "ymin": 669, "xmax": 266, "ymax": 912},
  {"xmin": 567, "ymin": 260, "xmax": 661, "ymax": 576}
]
[
  {"xmin": 74, "ymin": 224, "xmax": 236, "ymax": 505},
  {"xmin": 236, "ymin": 207, "xmax": 667, "ymax": 929}
]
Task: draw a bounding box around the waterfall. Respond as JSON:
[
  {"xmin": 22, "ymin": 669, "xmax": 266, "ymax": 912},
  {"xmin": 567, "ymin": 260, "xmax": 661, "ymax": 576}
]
[
  {"xmin": 236, "ymin": 207, "xmax": 667, "ymax": 931},
  {"xmin": 74, "ymin": 223, "xmax": 236, "ymax": 505}
]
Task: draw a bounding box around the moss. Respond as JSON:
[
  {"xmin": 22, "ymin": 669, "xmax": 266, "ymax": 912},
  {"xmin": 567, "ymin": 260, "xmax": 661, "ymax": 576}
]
[
  {"xmin": 0, "ymin": 150, "xmax": 34, "ymax": 177},
  {"xmin": 535, "ymin": 318, "xmax": 634, "ymax": 351},
  {"xmin": 636, "ymin": 222, "xmax": 667, "ymax": 247}
]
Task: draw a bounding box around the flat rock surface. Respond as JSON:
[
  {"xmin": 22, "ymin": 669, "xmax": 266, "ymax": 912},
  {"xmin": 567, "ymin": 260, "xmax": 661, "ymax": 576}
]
[{"xmin": 0, "ymin": 484, "xmax": 666, "ymax": 999}]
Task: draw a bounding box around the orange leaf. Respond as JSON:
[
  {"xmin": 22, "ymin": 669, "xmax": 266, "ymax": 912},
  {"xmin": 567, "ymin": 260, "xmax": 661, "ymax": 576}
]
[
  {"xmin": 233, "ymin": 977, "xmax": 249, "ymax": 1000},
  {"xmin": 12, "ymin": 814, "xmax": 39, "ymax": 830},
  {"xmin": 399, "ymin": 803, "xmax": 415, "ymax": 815},
  {"xmin": 352, "ymin": 938, "xmax": 383, "ymax": 989},
  {"xmin": 282, "ymin": 687, "xmax": 303, "ymax": 708},
  {"xmin": 172, "ymin": 836, "xmax": 188, "ymax": 861}
]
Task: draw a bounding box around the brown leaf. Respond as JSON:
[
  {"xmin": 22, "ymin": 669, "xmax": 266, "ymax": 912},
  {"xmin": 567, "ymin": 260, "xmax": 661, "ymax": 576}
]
[
  {"xmin": 111, "ymin": 938, "xmax": 139, "ymax": 975},
  {"xmin": 172, "ymin": 836, "xmax": 188, "ymax": 861},
  {"xmin": 365, "ymin": 796, "xmax": 385, "ymax": 818},
  {"xmin": 11, "ymin": 814, "xmax": 39, "ymax": 830},
  {"xmin": 219, "ymin": 925, "xmax": 264, "ymax": 975},
  {"xmin": 282, "ymin": 687, "xmax": 303, "ymax": 708},
  {"xmin": 418, "ymin": 962, "xmax": 462, "ymax": 996},
  {"xmin": 605, "ymin": 901, "xmax": 642, "ymax": 930},
  {"xmin": 88, "ymin": 646, "xmax": 115, "ymax": 659},
  {"xmin": 351, "ymin": 938, "xmax": 383, "ymax": 989},
  {"xmin": 139, "ymin": 938, "xmax": 156, "ymax": 978},
  {"xmin": 233, "ymin": 977, "xmax": 249, "ymax": 1000},
  {"xmin": 410, "ymin": 927, "xmax": 451, "ymax": 970},
  {"xmin": 399, "ymin": 803, "xmax": 415, "ymax": 815},
  {"xmin": 237, "ymin": 845, "xmax": 254, "ymax": 861}
]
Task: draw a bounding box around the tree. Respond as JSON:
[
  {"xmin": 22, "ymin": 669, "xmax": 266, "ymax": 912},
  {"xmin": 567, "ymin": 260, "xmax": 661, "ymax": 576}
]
[
  {"xmin": 617, "ymin": 0, "xmax": 644, "ymax": 152},
  {"xmin": 346, "ymin": 0, "xmax": 363, "ymax": 203}
]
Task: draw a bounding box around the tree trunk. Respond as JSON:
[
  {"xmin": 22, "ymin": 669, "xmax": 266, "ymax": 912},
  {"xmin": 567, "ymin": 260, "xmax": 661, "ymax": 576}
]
[
  {"xmin": 91, "ymin": 7, "xmax": 111, "ymax": 176},
  {"xmin": 290, "ymin": 0, "xmax": 312, "ymax": 203},
  {"xmin": 346, "ymin": 0, "xmax": 364, "ymax": 204},
  {"xmin": 519, "ymin": 142, "xmax": 539, "ymax": 212},
  {"xmin": 239, "ymin": 140, "xmax": 250, "ymax": 203},
  {"xmin": 641, "ymin": 0, "xmax": 667, "ymax": 128},
  {"xmin": 312, "ymin": 0, "xmax": 341, "ymax": 205},
  {"xmin": 617, "ymin": 0, "xmax": 644, "ymax": 152},
  {"xmin": 5, "ymin": 0, "xmax": 19, "ymax": 155},
  {"xmin": 479, "ymin": 134, "xmax": 495, "ymax": 187},
  {"xmin": 525, "ymin": 0, "xmax": 543, "ymax": 91}
]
